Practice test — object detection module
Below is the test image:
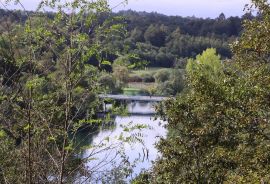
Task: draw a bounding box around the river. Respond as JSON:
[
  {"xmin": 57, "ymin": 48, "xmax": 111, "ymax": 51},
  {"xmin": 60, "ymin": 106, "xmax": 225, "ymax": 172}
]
[{"xmin": 76, "ymin": 101, "xmax": 166, "ymax": 183}]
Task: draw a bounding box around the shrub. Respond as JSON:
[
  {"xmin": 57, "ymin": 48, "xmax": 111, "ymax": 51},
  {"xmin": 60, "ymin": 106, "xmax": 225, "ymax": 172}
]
[
  {"xmin": 141, "ymin": 74, "xmax": 155, "ymax": 83},
  {"xmin": 154, "ymin": 69, "xmax": 170, "ymax": 83},
  {"xmin": 128, "ymin": 75, "xmax": 143, "ymax": 82}
]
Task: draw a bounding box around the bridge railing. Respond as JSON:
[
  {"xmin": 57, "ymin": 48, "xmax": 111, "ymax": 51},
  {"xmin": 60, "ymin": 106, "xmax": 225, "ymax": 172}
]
[{"xmin": 98, "ymin": 94, "xmax": 169, "ymax": 102}]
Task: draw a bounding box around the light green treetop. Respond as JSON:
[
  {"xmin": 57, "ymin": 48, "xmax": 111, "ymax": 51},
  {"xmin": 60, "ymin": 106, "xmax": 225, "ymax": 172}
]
[{"xmin": 186, "ymin": 48, "xmax": 223, "ymax": 79}]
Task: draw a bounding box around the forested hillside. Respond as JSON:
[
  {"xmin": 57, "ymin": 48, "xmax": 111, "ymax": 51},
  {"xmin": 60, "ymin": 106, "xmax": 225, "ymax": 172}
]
[
  {"xmin": 1, "ymin": 0, "xmax": 270, "ymax": 183},
  {"xmin": 0, "ymin": 9, "xmax": 248, "ymax": 69},
  {"xmin": 106, "ymin": 10, "xmax": 247, "ymax": 68}
]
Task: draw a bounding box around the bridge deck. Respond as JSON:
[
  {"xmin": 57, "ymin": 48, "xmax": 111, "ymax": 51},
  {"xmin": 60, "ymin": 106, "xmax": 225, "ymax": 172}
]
[{"xmin": 99, "ymin": 94, "xmax": 168, "ymax": 102}]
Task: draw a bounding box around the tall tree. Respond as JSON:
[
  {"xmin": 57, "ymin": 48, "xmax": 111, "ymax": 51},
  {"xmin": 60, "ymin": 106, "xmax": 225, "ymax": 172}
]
[
  {"xmin": 0, "ymin": 0, "xmax": 134, "ymax": 183},
  {"xmin": 153, "ymin": 0, "xmax": 270, "ymax": 183},
  {"xmin": 186, "ymin": 48, "xmax": 223, "ymax": 79},
  {"xmin": 144, "ymin": 24, "xmax": 166, "ymax": 47}
]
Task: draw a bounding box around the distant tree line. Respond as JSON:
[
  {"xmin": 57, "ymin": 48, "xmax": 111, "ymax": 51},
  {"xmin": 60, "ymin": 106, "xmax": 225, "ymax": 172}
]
[
  {"xmin": 0, "ymin": 9, "xmax": 252, "ymax": 69},
  {"xmin": 102, "ymin": 10, "xmax": 253, "ymax": 69}
]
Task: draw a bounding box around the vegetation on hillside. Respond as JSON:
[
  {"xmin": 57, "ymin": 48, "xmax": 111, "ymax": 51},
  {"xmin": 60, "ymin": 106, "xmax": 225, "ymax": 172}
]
[
  {"xmin": 0, "ymin": 0, "xmax": 143, "ymax": 183},
  {"xmin": 1, "ymin": 0, "xmax": 270, "ymax": 183},
  {"xmin": 104, "ymin": 10, "xmax": 246, "ymax": 69},
  {"xmin": 0, "ymin": 7, "xmax": 248, "ymax": 70},
  {"xmin": 148, "ymin": 0, "xmax": 270, "ymax": 183},
  {"xmin": 0, "ymin": 4, "xmax": 250, "ymax": 96}
]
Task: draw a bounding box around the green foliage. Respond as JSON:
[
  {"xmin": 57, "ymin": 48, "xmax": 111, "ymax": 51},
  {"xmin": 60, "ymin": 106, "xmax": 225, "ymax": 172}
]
[
  {"xmin": 130, "ymin": 27, "xmax": 144, "ymax": 42},
  {"xmin": 232, "ymin": 0, "xmax": 270, "ymax": 67},
  {"xmin": 154, "ymin": 69, "xmax": 185, "ymax": 96},
  {"xmin": 141, "ymin": 73, "xmax": 155, "ymax": 83},
  {"xmin": 132, "ymin": 171, "xmax": 151, "ymax": 184},
  {"xmin": 144, "ymin": 24, "xmax": 167, "ymax": 47},
  {"xmin": 98, "ymin": 73, "xmax": 119, "ymax": 93},
  {"xmin": 153, "ymin": 1, "xmax": 270, "ymax": 183},
  {"xmin": 113, "ymin": 65, "xmax": 129, "ymax": 87},
  {"xmin": 154, "ymin": 69, "xmax": 170, "ymax": 83},
  {"xmin": 113, "ymin": 54, "xmax": 149, "ymax": 70},
  {"xmin": 154, "ymin": 64, "xmax": 270, "ymax": 183},
  {"xmin": 186, "ymin": 48, "xmax": 223, "ymax": 79},
  {"xmin": 0, "ymin": 0, "xmax": 134, "ymax": 183},
  {"xmin": 168, "ymin": 69, "xmax": 185, "ymax": 94},
  {"xmin": 123, "ymin": 88, "xmax": 144, "ymax": 96},
  {"xmin": 0, "ymin": 134, "xmax": 21, "ymax": 183},
  {"xmin": 0, "ymin": 7, "xmax": 244, "ymax": 69}
]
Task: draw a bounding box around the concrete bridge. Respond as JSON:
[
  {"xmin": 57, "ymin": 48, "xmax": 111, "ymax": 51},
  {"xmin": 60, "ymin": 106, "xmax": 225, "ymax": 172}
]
[{"xmin": 98, "ymin": 94, "xmax": 169, "ymax": 102}]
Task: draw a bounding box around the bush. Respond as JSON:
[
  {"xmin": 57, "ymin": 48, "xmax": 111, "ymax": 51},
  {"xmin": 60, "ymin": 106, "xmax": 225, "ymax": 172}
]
[
  {"xmin": 154, "ymin": 69, "xmax": 170, "ymax": 83},
  {"xmin": 112, "ymin": 65, "xmax": 129, "ymax": 88},
  {"xmin": 156, "ymin": 81, "xmax": 174, "ymax": 96},
  {"xmin": 98, "ymin": 73, "xmax": 115, "ymax": 92},
  {"xmin": 141, "ymin": 74, "xmax": 155, "ymax": 83},
  {"xmin": 131, "ymin": 171, "xmax": 151, "ymax": 184},
  {"xmin": 128, "ymin": 75, "xmax": 143, "ymax": 82}
]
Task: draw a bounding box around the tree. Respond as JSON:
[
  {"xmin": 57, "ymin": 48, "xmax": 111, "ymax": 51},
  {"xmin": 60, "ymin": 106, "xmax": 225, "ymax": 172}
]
[
  {"xmin": 144, "ymin": 24, "xmax": 166, "ymax": 47},
  {"xmin": 0, "ymin": 0, "xmax": 136, "ymax": 183},
  {"xmin": 112, "ymin": 65, "xmax": 129, "ymax": 88},
  {"xmin": 98, "ymin": 73, "xmax": 118, "ymax": 94},
  {"xmin": 154, "ymin": 69, "xmax": 170, "ymax": 83},
  {"xmin": 169, "ymin": 69, "xmax": 185, "ymax": 95},
  {"xmin": 217, "ymin": 13, "xmax": 226, "ymax": 21},
  {"xmin": 130, "ymin": 27, "xmax": 144, "ymax": 42},
  {"xmin": 186, "ymin": 48, "xmax": 223, "ymax": 80},
  {"xmin": 155, "ymin": 69, "xmax": 185, "ymax": 96},
  {"xmin": 232, "ymin": 0, "xmax": 270, "ymax": 64},
  {"xmin": 153, "ymin": 0, "xmax": 270, "ymax": 183}
]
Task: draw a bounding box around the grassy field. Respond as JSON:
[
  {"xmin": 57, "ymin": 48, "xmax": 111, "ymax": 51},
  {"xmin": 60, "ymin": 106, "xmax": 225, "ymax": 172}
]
[
  {"xmin": 130, "ymin": 67, "xmax": 174, "ymax": 77},
  {"xmin": 128, "ymin": 82, "xmax": 156, "ymax": 90},
  {"xmin": 126, "ymin": 68, "xmax": 173, "ymax": 96},
  {"xmin": 123, "ymin": 88, "xmax": 144, "ymax": 96},
  {"xmin": 124, "ymin": 67, "xmax": 183, "ymax": 96}
]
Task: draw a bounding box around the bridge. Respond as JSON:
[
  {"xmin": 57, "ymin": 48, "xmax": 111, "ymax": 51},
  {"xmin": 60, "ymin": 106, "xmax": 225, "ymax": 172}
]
[{"xmin": 98, "ymin": 94, "xmax": 169, "ymax": 102}]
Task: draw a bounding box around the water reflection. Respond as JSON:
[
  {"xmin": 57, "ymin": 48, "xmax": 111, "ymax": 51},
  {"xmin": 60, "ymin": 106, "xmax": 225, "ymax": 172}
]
[
  {"xmin": 128, "ymin": 101, "xmax": 156, "ymax": 115},
  {"xmin": 75, "ymin": 101, "xmax": 166, "ymax": 182}
]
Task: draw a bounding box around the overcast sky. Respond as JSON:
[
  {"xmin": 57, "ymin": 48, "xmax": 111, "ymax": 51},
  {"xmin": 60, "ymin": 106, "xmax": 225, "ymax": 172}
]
[{"xmin": 2, "ymin": 0, "xmax": 251, "ymax": 18}]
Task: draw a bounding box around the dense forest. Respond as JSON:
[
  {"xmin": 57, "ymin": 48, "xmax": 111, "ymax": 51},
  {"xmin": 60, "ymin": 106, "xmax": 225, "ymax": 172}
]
[
  {"xmin": 105, "ymin": 10, "xmax": 247, "ymax": 68},
  {"xmin": 116, "ymin": 10, "xmax": 243, "ymax": 64},
  {"xmin": 1, "ymin": 0, "xmax": 270, "ymax": 183},
  {"xmin": 0, "ymin": 7, "xmax": 249, "ymax": 96},
  {"xmin": 0, "ymin": 8, "xmax": 248, "ymax": 69}
]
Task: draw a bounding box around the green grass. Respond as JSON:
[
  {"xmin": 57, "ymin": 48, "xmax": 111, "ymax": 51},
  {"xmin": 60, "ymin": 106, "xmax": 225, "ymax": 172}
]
[
  {"xmin": 131, "ymin": 67, "xmax": 173, "ymax": 77},
  {"xmin": 123, "ymin": 88, "xmax": 146, "ymax": 96},
  {"xmin": 127, "ymin": 68, "xmax": 170, "ymax": 95},
  {"xmin": 125, "ymin": 68, "xmax": 183, "ymax": 96},
  {"xmin": 128, "ymin": 82, "xmax": 156, "ymax": 91}
]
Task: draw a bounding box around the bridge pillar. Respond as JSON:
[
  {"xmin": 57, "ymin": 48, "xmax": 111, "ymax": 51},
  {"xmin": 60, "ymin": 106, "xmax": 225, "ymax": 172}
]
[{"xmin": 102, "ymin": 101, "xmax": 107, "ymax": 113}]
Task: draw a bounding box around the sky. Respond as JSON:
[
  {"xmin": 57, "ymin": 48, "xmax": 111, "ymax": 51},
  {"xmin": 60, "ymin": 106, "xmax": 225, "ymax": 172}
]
[
  {"xmin": 111, "ymin": 0, "xmax": 251, "ymax": 18},
  {"xmin": 1, "ymin": 0, "xmax": 251, "ymax": 18}
]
